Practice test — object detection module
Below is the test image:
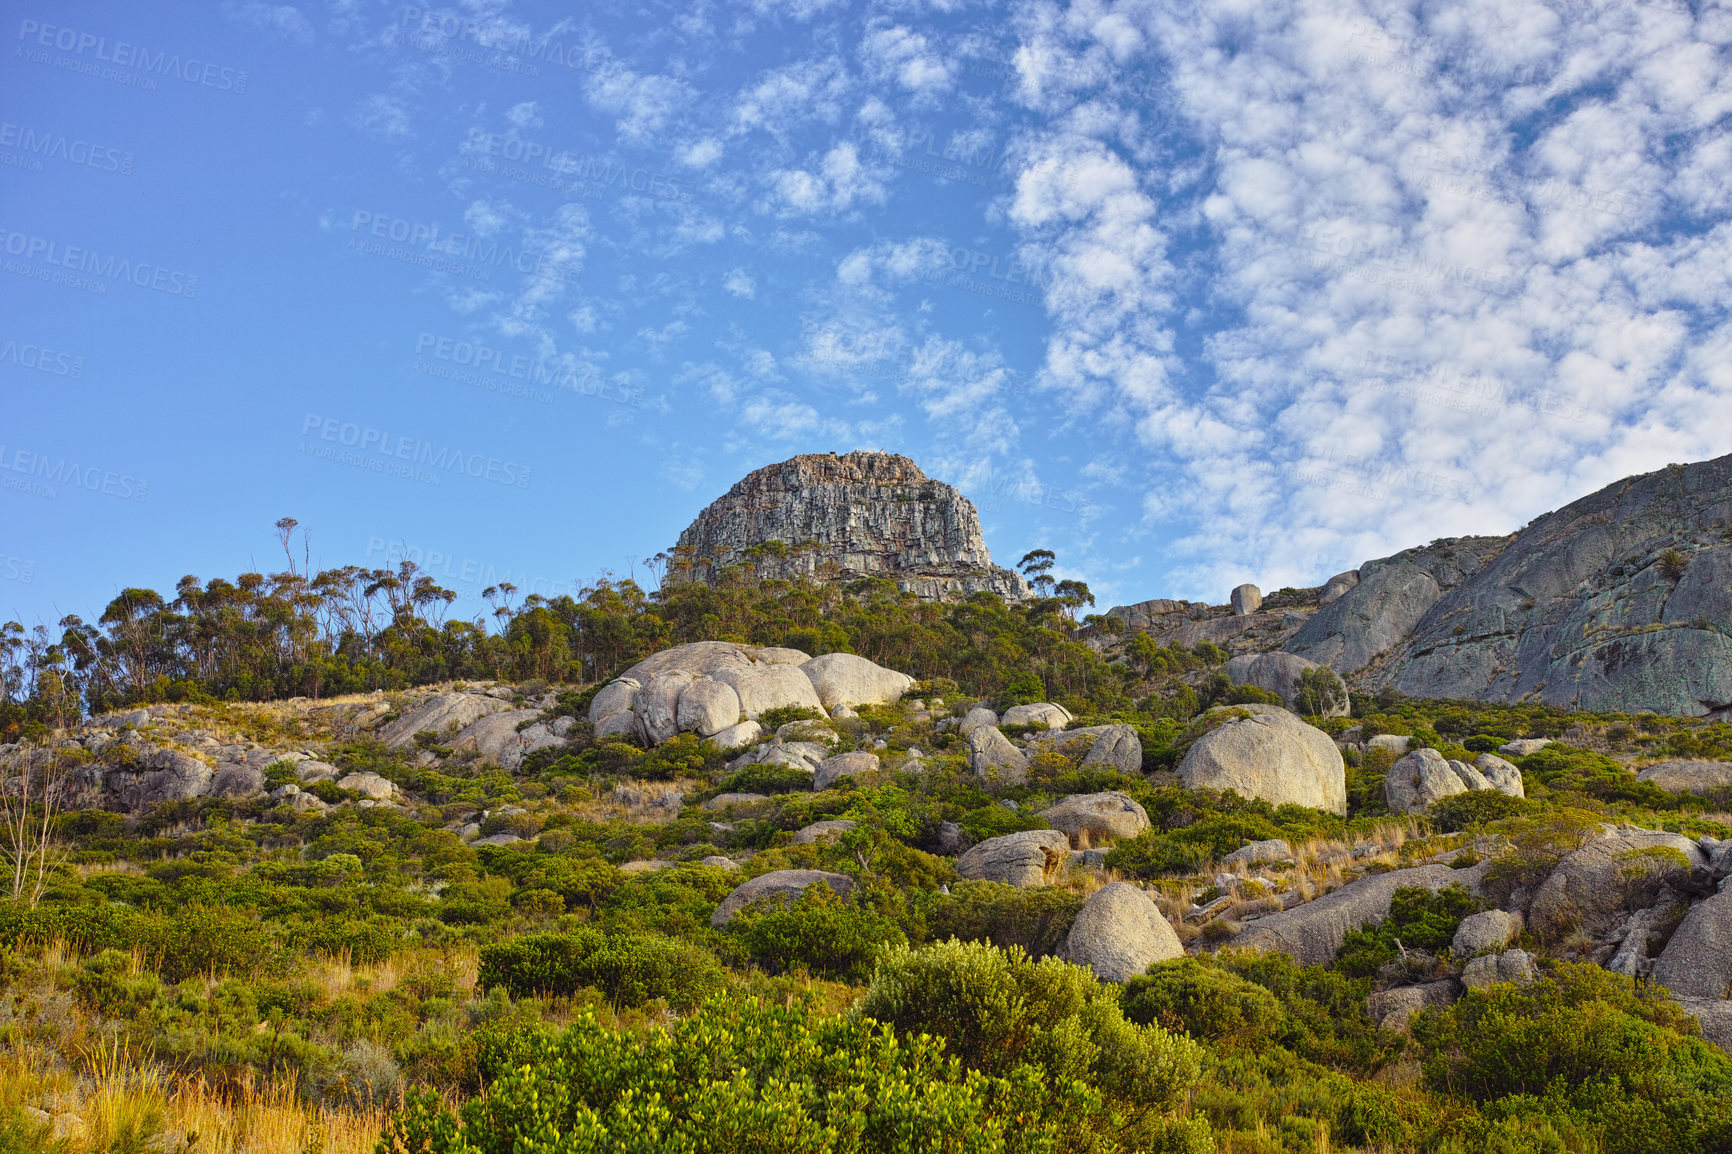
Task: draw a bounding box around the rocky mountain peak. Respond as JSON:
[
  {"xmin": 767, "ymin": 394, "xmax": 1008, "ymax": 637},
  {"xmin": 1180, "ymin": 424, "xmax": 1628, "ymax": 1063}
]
[{"xmin": 666, "ymin": 451, "xmax": 1028, "ymax": 601}]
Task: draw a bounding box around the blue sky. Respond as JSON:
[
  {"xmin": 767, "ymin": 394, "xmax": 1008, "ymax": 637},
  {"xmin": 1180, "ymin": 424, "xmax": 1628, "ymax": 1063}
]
[{"xmin": 4, "ymin": 0, "xmax": 1731, "ymax": 631}]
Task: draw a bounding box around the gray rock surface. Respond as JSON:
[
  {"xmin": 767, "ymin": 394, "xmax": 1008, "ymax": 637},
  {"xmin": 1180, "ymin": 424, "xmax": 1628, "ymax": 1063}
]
[
  {"xmin": 452, "ymin": 709, "xmax": 564, "ymax": 770},
  {"xmin": 955, "ymin": 830, "xmax": 1071, "ymax": 888},
  {"xmin": 1230, "ymin": 584, "xmax": 1262, "ymax": 615},
  {"xmin": 1177, "ymin": 705, "xmax": 1346, "ymax": 814},
  {"xmin": 969, "ymin": 725, "xmax": 1030, "ymax": 784},
  {"xmin": 710, "ymin": 720, "xmax": 763, "ymax": 749},
  {"xmin": 714, "ymin": 663, "xmax": 825, "ymax": 720},
  {"xmin": 1460, "ymin": 949, "xmax": 1537, "ymax": 989},
  {"xmin": 1384, "ymin": 748, "xmax": 1504, "ymax": 813},
  {"xmin": 1285, "ymin": 536, "xmax": 1508, "ymax": 676},
  {"xmin": 1024, "ymin": 724, "xmax": 1143, "ymax": 774},
  {"xmin": 710, "ymin": 869, "xmax": 854, "ymax": 926},
  {"xmin": 1499, "ymin": 738, "xmax": 1552, "ymax": 757},
  {"xmin": 636, "ymin": 671, "xmax": 697, "ymax": 744},
  {"xmin": 107, "ymin": 745, "xmax": 214, "ymax": 810},
  {"xmin": 1312, "ymin": 456, "xmax": 1732, "ymax": 714},
  {"xmin": 666, "ymin": 452, "xmax": 1028, "ymax": 602},
  {"xmin": 337, "ymin": 772, "xmax": 395, "ymax": 801},
  {"xmin": 1221, "ymin": 839, "xmax": 1293, "ymax": 868},
  {"xmin": 813, "ymin": 751, "xmax": 879, "ymax": 791},
  {"xmin": 380, "ymin": 692, "xmax": 510, "ymax": 749},
  {"xmin": 1367, "ymin": 981, "xmax": 1456, "ymax": 1032},
  {"xmin": 1366, "ymin": 734, "xmax": 1411, "ymax": 754},
  {"xmin": 1676, "ymin": 998, "xmax": 1732, "ymax": 1054},
  {"xmin": 1227, "ymin": 862, "xmax": 1488, "ymax": 966},
  {"xmin": 1635, "ymin": 760, "xmax": 1732, "ymax": 794},
  {"xmin": 1452, "ymin": 909, "xmax": 1522, "ymax": 956},
  {"xmin": 1318, "ymin": 570, "xmax": 1360, "ymax": 606},
  {"xmin": 704, "ymin": 792, "xmax": 770, "ymax": 810},
  {"xmin": 1528, "ymin": 829, "xmax": 1706, "ymax": 939},
  {"xmin": 1473, "ymin": 754, "xmax": 1526, "ymax": 797},
  {"xmin": 1001, "ymin": 702, "xmax": 1073, "ymax": 730},
  {"xmin": 1037, "ymin": 792, "xmax": 1151, "ymax": 849},
  {"xmin": 958, "ymin": 706, "xmax": 999, "ymax": 737},
  {"xmin": 676, "ymin": 677, "xmax": 743, "ymax": 737},
  {"xmin": 207, "ymin": 764, "xmax": 265, "ymax": 799},
  {"xmin": 792, "ymin": 819, "xmax": 857, "ymax": 845},
  {"xmin": 1224, "ymin": 652, "xmax": 1349, "ymax": 716},
  {"xmin": 1059, "ymin": 882, "xmax": 1183, "ymax": 981},
  {"xmin": 800, "ymin": 652, "xmax": 913, "ymax": 710},
  {"xmin": 1653, "ymin": 890, "xmax": 1732, "ymax": 998}
]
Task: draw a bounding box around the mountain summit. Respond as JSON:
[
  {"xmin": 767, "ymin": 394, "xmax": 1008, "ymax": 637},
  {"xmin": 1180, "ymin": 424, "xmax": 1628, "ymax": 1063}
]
[{"xmin": 665, "ymin": 451, "xmax": 1028, "ymax": 601}]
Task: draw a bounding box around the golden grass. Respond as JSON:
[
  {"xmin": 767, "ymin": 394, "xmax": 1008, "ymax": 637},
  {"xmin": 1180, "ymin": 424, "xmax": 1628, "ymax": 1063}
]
[{"xmin": 0, "ymin": 1042, "xmax": 387, "ymax": 1154}]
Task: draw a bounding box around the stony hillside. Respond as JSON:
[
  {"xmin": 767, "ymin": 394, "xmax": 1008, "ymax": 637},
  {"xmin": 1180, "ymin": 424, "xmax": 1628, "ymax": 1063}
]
[{"xmin": 667, "ymin": 451, "xmax": 1028, "ymax": 601}]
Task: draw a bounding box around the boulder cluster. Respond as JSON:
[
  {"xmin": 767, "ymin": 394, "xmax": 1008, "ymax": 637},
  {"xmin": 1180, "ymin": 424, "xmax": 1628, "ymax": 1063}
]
[{"xmin": 588, "ymin": 642, "xmax": 913, "ymax": 746}]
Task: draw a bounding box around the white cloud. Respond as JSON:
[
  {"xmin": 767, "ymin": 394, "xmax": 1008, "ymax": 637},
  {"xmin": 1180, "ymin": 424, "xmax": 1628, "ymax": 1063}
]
[
  {"xmin": 723, "ymin": 269, "xmax": 756, "ymax": 298},
  {"xmin": 766, "ymin": 143, "xmax": 888, "ymax": 215},
  {"xmin": 347, "ymin": 94, "xmax": 410, "ymax": 139},
  {"xmin": 586, "ymin": 64, "xmax": 694, "ymax": 142},
  {"xmin": 860, "ymin": 23, "xmax": 955, "ymax": 102}
]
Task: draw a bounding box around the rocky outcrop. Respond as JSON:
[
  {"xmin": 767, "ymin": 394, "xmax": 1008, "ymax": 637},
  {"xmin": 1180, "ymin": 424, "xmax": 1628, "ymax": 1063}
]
[
  {"xmin": 587, "ymin": 642, "xmax": 913, "ymax": 746},
  {"xmin": 1460, "ymin": 949, "xmax": 1537, "ymax": 989},
  {"xmin": 1285, "ymin": 536, "xmax": 1510, "ymax": 676},
  {"xmin": 710, "ymin": 869, "xmax": 854, "ymax": 927},
  {"xmin": 813, "ymin": 751, "xmax": 879, "ymax": 791},
  {"xmin": 969, "ymin": 726, "xmax": 1029, "ymax": 783},
  {"xmin": 1653, "ymin": 890, "xmax": 1732, "ymax": 999},
  {"xmin": 801, "ymin": 652, "xmax": 914, "ymax": 711},
  {"xmin": 1037, "ymin": 792, "xmax": 1150, "ymax": 849},
  {"xmin": 1636, "ymin": 760, "xmax": 1732, "ymax": 794},
  {"xmin": 1383, "ymin": 748, "xmax": 1523, "ymax": 814},
  {"xmin": 665, "ymin": 451, "xmax": 1028, "ymax": 601},
  {"xmin": 1001, "ymin": 703, "xmax": 1072, "ymax": 729},
  {"xmin": 1226, "ymin": 862, "xmax": 1488, "ymax": 966},
  {"xmin": 1290, "ymin": 455, "xmax": 1732, "ymax": 716},
  {"xmin": 1025, "ymin": 724, "xmax": 1143, "ymax": 775},
  {"xmin": 955, "ymin": 830, "xmax": 1071, "ymax": 888},
  {"xmin": 792, "ymin": 819, "xmax": 857, "ymax": 845},
  {"xmin": 1224, "ymin": 652, "xmax": 1349, "ymax": 716},
  {"xmin": 1176, "ymin": 705, "xmax": 1346, "ymax": 815},
  {"xmin": 1059, "ymin": 882, "xmax": 1182, "ymax": 981},
  {"xmin": 1452, "ymin": 909, "xmax": 1522, "ymax": 956},
  {"xmin": 1221, "ymin": 839, "xmax": 1292, "ymax": 868},
  {"xmin": 379, "ymin": 692, "xmax": 512, "ymax": 749},
  {"xmin": 1527, "ymin": 829, "xmax": 1706, "ymax": 939},
  {"xmin": 1231, "ymin": 584, "xmax": 1262, "ymax": 615},
  {"xmin": 451, "ymin": 710, "xmax": 564, "ymax": 770}
]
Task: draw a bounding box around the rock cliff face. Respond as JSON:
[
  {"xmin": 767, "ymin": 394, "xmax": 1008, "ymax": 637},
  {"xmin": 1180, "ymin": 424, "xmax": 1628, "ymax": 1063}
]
[
  {"xmin": 1286, "ymin": 454, "xmax": 1732, "ymax": 715},
  {"xmin": 667, "ymin": 451, "xmax": 1028, "ymax": 601}
]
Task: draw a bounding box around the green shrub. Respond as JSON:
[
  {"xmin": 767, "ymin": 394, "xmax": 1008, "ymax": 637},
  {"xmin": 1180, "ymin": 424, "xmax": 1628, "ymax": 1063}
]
[
  {"xmin": 757, "ymin": 704, "xmax": 826, "ymax": 731},
  {"xmin": 925, "ymin": 880, "xmax": 1085, "ymax": 958},
  {"xmin": 719, "ymin": 762, "xmax": 818, "ymax": 796},
  {"xmin": 383, "ymin": 998, "xmax": 1086, "ymax": 1154},
  {"xmin": 1427, "ymin": 789, "xmax": 1533, "ymax": 831},
  {"xmin": 477, "ymin": 929, "xmax": 728, "ymax": 1010},
  {"xmin": 955, "ymin": 802, "xmax": 1049, "ymax": 844},
  {"xmin": 1122, "ymin": 958, "xmax": 1283, "ymax": 1045},
  {"xmin": 1336, "ymin": 884, "xmax": 1481, "ymax": 975},
  {"xmin": 860, "ymin": 939, "xmax": 1210, "ymax": 1149},
  {"xmin": 1413, "ymin": 962, "xmax": 1732, "ymax": 1153},
  {"xmin": 1463, "ymin": 735, "xmax": 1505, "ymax": 753},
  {"xmin": 729, "ymin": 885, "xmax": 906, "ymax": 980},
  {"xmin": 1295, "ymin": 666, "xmax": 1350, "ymax": 717}
]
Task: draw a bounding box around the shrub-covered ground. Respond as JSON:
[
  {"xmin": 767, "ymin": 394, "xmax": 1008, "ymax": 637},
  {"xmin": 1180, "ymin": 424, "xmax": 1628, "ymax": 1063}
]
[{"xmin": 4, "ymin": 570, "xmax": 1732, "ymax": 1152}]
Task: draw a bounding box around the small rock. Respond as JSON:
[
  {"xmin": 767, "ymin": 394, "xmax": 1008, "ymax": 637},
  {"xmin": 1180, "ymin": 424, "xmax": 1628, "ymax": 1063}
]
[
  {"xmin": 1498, "ymin": 738, "xmax": 1552, "ymax": 757},
  {"xmin": 702, "ymin": 856, "xmax": 739, "ymax": 870},
  {"xmin": 1001, "ymin": 702, "xmax": 1073, "ymax": 730},
  {"xmin": 955, "ymin": 830, "xmax": 1071, "ymax": 888},
  {"xmin": 1460, "ymin": 948, "xmax": 1537, "ymax": 989},
  {"xmin": 705, "ymin": 792, "xmax": 770, "ymax": 810},
  {"xmin": 1366, "ymin": 734, "xmax": 1411, "ymax": 754},
  {"xmin": 814, "ymin": 751, "xmax": 879, "ymax": 790},
  {"xmin": 1038, "ymin": 792, "xmax": 1151, "ymax": 849},
  {"xmin": 1368, "ymin": 980, "xmax": 1456, "ymax": 1032},
  {"xmin": 792, "ymin": 819, "xmax": 857, "ymax": 845},
  {"xmin": 1221, "ymin": 839, "xmax": 1293, "ymax": 868},
  {"xmin": 1452, "ymin": 909, "xmax": 1522, "ymax": 956},
  {"xmin": 969, "ymin": 725, "xmax": 1029, "ymax": 783},
  {"xmin": 935, "ymin": 821, "xmax": 966, "ymax": 855},
  {"xmin": 1059, "ymin": 882, "xmax": 1183, "ymax": 981},
  {"xmin": 958, "ymin": 707, "xmax": 999, "ymax": 737},
  {"xmin": 336, "ymin": 772, "xmax": 396, "ymax": 801},
  {"xmin": 1230, "ymin": 583, "xmax": 1262, "ymax": 615},
  {"xmin": 710, "ymin": 719, "xmax": 763, "ymax": 749},
  {"xmin": 472, "ymin": 833, "xmax": 523, "ymax": 847},
  {"xmin": 710, "ymin": 869, "xmax": 853, "ymax": 927}
]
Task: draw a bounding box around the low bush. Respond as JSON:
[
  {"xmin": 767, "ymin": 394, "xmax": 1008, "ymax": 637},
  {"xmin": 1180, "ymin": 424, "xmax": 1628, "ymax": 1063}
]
[
  {"xmin": 477, "ymin": 928, "xmax": 729, "ymax": 1009},
  {"xmin": 1336, "ymin": 885, "xmax": 1481, "ymax": 976},
  {"xmin": 729, "ymin": 886, "xmax": 906, "ymax": 980}
]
